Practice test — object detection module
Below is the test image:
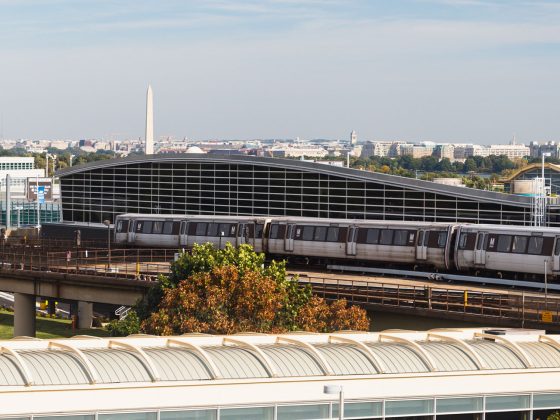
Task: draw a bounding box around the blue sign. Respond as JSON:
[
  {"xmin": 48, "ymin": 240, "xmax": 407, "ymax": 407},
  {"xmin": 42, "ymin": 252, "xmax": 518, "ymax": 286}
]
[{"xmin": 37, "ymin": 186, "xmax": 45, "ymax": 204}]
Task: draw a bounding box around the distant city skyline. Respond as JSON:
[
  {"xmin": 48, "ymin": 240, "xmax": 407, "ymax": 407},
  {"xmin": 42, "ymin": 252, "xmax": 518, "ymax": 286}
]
[{"xmin": 0, "ymin": 0, "xmax": 559, "ymax": 144}]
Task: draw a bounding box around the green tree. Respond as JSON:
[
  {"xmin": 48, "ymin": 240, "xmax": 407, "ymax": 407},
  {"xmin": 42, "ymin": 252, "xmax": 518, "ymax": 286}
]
[
  {"xmin": 106, "ymin": 311, "xmax": 141, "ymax": 337},
  {"xmin": 547, "ymin": 412, "xmax": 560, "ymax": 420},
  {"xmin": 136, "ymin": 243, "xmax": 370, "ymax": 335}
]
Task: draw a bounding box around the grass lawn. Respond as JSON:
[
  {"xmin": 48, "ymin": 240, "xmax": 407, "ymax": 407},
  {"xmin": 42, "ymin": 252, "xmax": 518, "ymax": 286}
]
[{"xmin": 0, "ymin": 310, "xmax": 110, "ymax": 339}]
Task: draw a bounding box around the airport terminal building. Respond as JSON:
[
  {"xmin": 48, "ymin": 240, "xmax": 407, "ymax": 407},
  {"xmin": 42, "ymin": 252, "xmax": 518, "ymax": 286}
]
[
  {"xmin": 56, "ymin": 154, "xmax": 548, "ymax": 227},
  {"xmin": 3, "ymin": 330, "xmax": 560, "ymax": 419}
]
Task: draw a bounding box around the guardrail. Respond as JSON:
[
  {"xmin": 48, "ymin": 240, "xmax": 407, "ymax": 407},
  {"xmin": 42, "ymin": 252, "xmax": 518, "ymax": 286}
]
[
  {"xmin": 297, "ymin": 275, "xmax": 560, "ymax": 327},
  {"xmin": 0, "ymin": 248, "xmax": 176, "ymax": 280},
  {"xmin": 1, "ymin": 245, "xmax": 559, "ymax": 327}
]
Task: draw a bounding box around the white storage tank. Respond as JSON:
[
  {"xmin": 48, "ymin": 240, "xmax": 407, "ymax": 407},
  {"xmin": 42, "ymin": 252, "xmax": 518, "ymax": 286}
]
[
  {"xmin": 432, "ymin": 177, "xmax": 464, "ymax": 187},
  {"xmin": 512, "ymin": 179, "xmax": 537, "ymax": 194}
]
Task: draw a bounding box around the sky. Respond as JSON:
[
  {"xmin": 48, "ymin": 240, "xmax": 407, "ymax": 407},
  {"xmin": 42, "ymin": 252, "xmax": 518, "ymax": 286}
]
[{"xmin": 0, "ymin": 0, "xmax": 559, "ymax": 144}]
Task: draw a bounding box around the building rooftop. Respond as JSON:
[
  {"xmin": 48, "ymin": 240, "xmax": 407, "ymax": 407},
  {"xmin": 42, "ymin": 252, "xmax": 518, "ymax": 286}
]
[
  {"xmin": 55, "ymin": 153, "xmax": 532, "ymax": 206},
  {"xmin": 2, "ymin": 328, "xmax": 559, "ymax": 388}
]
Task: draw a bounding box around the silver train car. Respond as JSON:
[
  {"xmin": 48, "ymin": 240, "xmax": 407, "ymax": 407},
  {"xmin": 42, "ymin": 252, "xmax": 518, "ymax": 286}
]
[
  {"xmin": 454, "ymin": 224, "xmax": 558, "ymax": 277},
  {"xmin": 114, "ymin": 213, "xmax": 560, "ymax": 279},
  {"xmin": 115, "ymin": 214, "xmax": 270, "ymax": 252}
]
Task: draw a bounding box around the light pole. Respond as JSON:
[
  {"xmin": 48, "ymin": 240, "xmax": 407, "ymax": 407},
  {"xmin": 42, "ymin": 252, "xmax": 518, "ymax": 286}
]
[
  {"xmin": 324, "ymin": 385, "xmax": 344, "ymax": 420},
  {"xmin": 542, "ymin": 152, "xmax": 551, "ymax": 182},
  {"xmin": 103, "ymin": 220, "xmax": 111, "ymax": 271}
]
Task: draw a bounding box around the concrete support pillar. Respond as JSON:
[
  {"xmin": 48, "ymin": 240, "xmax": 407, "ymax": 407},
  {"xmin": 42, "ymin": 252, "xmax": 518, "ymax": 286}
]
[
  {"xmin": 14, "ymin": 293, "xmax": 36, "ymax": 337},
  {"xmin": 77, "ymin": 301, "xmax": 93, "ymax": 329}
]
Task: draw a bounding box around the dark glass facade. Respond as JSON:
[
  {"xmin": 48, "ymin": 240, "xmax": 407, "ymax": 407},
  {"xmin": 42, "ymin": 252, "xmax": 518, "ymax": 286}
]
[{"xmin": 58, "ymin": 156, "xmax": 535, "ymax": 226}]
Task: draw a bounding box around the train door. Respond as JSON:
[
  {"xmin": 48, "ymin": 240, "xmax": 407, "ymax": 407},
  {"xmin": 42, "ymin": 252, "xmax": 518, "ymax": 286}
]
[
  {"xmin": 128, "ymin": 220, "xmax": 136, "ymax": 243},
  {"xmin": 237, "ymin": 223, "xmax": 248, "ymax": 246},
  {"xmin": 285, "ymin": 224, "xmax": 295, "ymax": 252},
  {"xmin": 346, "ymin": 226, "xmax": 357, "ymax": 256},
  {"xmin": 179, "ymin": 221, "xmax": 188, "ymax": 247},
  {"xmin": 554, "ymin": 236, "xmax": 560, "ymax": 272},
  {"xmin": 416, "ymin": 230, "xmax": 427, "ymax": 261},
  {"xmin": 474, "ymin": 232, "xmax": 487, "ymax": 265}
]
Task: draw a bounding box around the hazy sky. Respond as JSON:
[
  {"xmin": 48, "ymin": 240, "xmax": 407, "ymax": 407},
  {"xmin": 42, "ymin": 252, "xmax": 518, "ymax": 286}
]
[{"xmin": 1, "ymin": 0, "xmax": 559, "ymax": 144}]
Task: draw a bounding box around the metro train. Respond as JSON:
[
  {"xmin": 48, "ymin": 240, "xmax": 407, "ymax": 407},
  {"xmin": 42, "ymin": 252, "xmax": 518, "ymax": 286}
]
[{"xmin": 114, "ymin": 213, "xmax": 560, "ymax": 280}]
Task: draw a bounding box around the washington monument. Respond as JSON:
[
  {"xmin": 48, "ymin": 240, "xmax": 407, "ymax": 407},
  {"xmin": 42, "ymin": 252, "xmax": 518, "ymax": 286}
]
[{"xmin": 145, "ymin": 84, "xmax": 154, "ymax": 155}]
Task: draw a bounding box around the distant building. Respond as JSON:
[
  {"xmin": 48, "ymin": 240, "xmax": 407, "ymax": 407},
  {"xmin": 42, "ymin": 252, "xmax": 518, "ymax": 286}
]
[
  {"xmin": 434, "ymin": 144, "xmax": 455, "ymax": 161},
  {"xmin": 400, "ymin": 144, "xmax": 434, "ymax": 159},
  {"xmin": 486, "ymin": 144, "xmax": 530, "ymax": 160},
  {"xmin": 463, "ymin": 144, "xmax": 530, "ymax": 160},
  {"xmin": 529, "ymin": 141, "xmax": 560, "ymax": 159}
]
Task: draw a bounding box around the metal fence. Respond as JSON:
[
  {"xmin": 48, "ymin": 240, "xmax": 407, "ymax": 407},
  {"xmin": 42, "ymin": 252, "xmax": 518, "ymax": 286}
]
[
  {"xmin": 0, "ymin": 247, "xmax": 176, "ymax": 280},
  {"xmin": 298, "ymin": 275, "xmax": 560, "ymax": 327}
]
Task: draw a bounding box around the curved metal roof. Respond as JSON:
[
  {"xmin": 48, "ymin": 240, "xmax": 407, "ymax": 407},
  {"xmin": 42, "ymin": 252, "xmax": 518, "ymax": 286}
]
[
  {"xmin": 55, "ymin": 154, "xmax": 532, "ymax": 206},
  {"xmin": 1, "ymin": 330, "xmax": 559, "ymax": 388},
  {"xmin": 419, "ymin": 342, "xmax": 478, "ymax": 372}
]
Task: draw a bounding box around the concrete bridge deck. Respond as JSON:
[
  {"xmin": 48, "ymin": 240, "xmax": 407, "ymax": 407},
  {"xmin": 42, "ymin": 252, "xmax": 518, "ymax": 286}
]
[{"xmin": 1, "ymin": 244, "xmax": 560, "ymax": 336}]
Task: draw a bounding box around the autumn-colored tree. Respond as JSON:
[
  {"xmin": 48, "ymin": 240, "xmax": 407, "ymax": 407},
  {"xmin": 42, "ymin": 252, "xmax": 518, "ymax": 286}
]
[{"xmin": 141, "ymin": 243, "xmax": 370, "ymax": 335}]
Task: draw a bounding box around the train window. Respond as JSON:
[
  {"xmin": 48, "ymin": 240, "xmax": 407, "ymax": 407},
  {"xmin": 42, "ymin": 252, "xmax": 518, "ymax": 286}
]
[
  {"xmin": 527, "ymin": 236, "xmax": 544, "ymax": 255},
  {"xmin": 417, "ymin": 231, "xmax": 424, "ymax": 246},
  {"xmin": 314, "ymin": 226, "xmax": 327, "ymax": 241},
  {"xmin": 437, "ymin": 232, "xmax": 447, "ymax": 248},
  {"xmin": 486, "ymin": 235, "xmax": 496, "ymax": 250},
  {"xmin": 476, "ymin": 234, "xmax": 485, "ymax": 250},
  {"xmin": 497, "ymin": 235, "xmax": 512, "ymax": 253},
  {"xmin": 380, "ymin": 229, "xmax": 393, "ymax": 245},
  {"xmin": 207, "ymin": 223, "xmax": 219, "ymax": 237},
  {"xmin": 393, "ymin": 230, "xmax": 408, "ymax": 246},
  {"xmin": 136, "ymin": 221, "xmax": 144, "ymax": 233},
  {"xmin": 407, "ymin": 231, "xmax": 416, "ymax": 245},
  {"xmin": 427, "ymin": 231, "xmax": 446, "ymax": 248},
  {"xmin": 326, "ymin": 227, "xmax": 339, "ymax": 242},
  {"xmin": 334, "ymin": 227, "xmax": 345, "ymax": 243},
  {"xmin": 459, "ymin": 233, "xmax": 477, "ymax": 250},
  {"xmin": 163, "ymin": 221, "xmax": 174, "ymax": 235},
  {"xmin": 195, "ymin": 222, "xmax": 207, "ymax": 236},
  {"xmin": 286, "ymin": 224, "xmax": 295, "ymax": 239},
  {"xmin": 152, "ymin": 221, "xmax": 163, "ymax": 234},
  {"xmin": 356, "ymin": 228, "xmax": 368, "ymax": 244},
  {"xmin": 366, "ymin": 229, "xmax": 379, "ymax": 244},
  {"xmin": 246, "ymin": 224, "xmax": 255, "ymax": 238},
  {"xmin": 269, "ymin": 224, "xmax": 280, "ymax": 239},
  {"xmin": 302, "ymin": 226, "xmax": 315, "ymax": 241},
  {"xmin": 142, "ymin": 221, "xmax": 153, "ymax": 234},
  {"xmin": 255, "ymin": 224, "xmax": 264, "ymax": 238},
  {"xmin": 512, "ymin": 236, "xmax": 528, "ymax": 254},
  {"xmin": 219, "ymin": 223, "xmax": 236, "ymax": 237},
  {"xmin": 294, "ymin": 226, "xmax": 303, "ymax": 240},
  {"xmin": 458, "ymin": 233, "xmax": 468, "ymax": 249},
  {"xmin": 116, "ymin": 219, "xmax": 129, "ymax": 233},
  {"xmin": 187, "ymin": 222, "xmax": 197, "ymax": 235},
  {"xmin": 172, "ymin": 222, "xmax": 181, "ymax": 235}
]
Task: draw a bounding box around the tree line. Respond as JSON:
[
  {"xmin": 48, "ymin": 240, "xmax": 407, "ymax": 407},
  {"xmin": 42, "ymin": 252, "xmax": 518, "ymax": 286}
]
[{"xmin": 351, "ymin": 154, "xmax": 522, "ymax": 176}]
